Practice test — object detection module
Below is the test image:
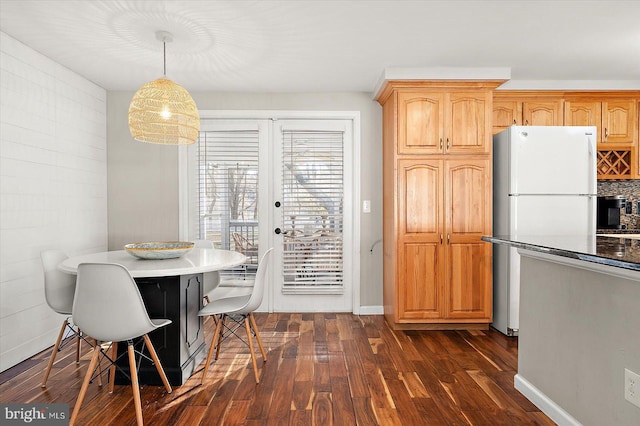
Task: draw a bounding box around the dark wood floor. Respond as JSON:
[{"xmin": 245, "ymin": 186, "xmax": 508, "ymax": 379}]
[{"xmin": 0, "ymin": 314, "xmax": 554, "ymax": 425}]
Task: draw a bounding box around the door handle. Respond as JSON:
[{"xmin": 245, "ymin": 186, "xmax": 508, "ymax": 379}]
[{"xmin": 274, "ymin": 228, "xmax": 282, "ymax": 235}]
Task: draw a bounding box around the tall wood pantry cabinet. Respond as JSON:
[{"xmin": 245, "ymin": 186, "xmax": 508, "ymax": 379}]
[{"xmin": 377, "ymin": 81, "xmax": 502, "ymax": 330}]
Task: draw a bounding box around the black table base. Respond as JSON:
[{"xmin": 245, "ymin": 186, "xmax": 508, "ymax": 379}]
[{"xmin": 113, "ymin": 273, "xmax": 206, "ymax": 386}]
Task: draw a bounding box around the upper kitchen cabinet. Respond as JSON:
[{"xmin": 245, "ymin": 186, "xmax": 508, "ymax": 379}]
[
  {"xmin": 565, "ymin": 99, "xmax": 637, "ymax": 145},
  {"xmin": 383, "ymin": 82, "xmax": 497, "ymax": 156},
  {"xmin": 492, "ymin": 95, "xmax": 563, "ymax": 134},
  {"xmin": 522, "ymin": 100, "xmax": 564, "ymax": 126},
  {"xmin": 602, "ymin": 100, "xmax": 637, "ymax": 145},
  {"xmin": 495, "ymin": 91, "xmax": 640, "ymax": 179},
  {"xmin": 564, "ymin": 95, "xmax": 638, "ymax": 179},
  {"xmin": 493, "ymin": 100, "xmax": 522, "ymax": 132}
]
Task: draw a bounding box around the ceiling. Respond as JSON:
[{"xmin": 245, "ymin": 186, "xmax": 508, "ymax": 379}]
[{"xmin": 1, "ymin": 0, "xmax": 639, "ymax": 93}]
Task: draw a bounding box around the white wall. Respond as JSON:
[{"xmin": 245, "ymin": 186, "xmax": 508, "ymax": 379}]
[
  {"xmin": 518, "ymin": 253, "xmax": 640, "ymax": 425},
  {"xmin": 0, "ymin": 32, "xmax": 108, "ymax": 372},
  {"xmin": 107, "ymin": 91, "xmax": 383, "ymax": 309}
]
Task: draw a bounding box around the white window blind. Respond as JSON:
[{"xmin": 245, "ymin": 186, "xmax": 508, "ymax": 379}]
[
  {"xmin": 198, "ymin": 129, "xmax": 260, "ymax": 275},
  {"xmin": 281, "ymin": 130, "xmax": 344, "ymax": 292}
]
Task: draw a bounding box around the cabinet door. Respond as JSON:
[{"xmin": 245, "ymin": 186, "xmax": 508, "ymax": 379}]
[
  {"xmin": 564, "ymin": 101, "xmax": 602, "ymax": 143},
  {"xmin": 444, "ymin": 159, "xmax": 492, "ymax": 320},
  {"xmin": 602, "ymin": 100, "xmax": 637, "ymax": 145},
  {"xmin": 397, "ymin": 91, "xmax": 444, "ymax": 155},
  {"xmin": 447, "ymin": 92, "xmax": 491, "ymax": 155},
  {"xmin": 523, "ymin": 100, "xmax": 563, "ymax": 126},
  {"xmin": 493, "ymin": 100, "xmax": 521, "ymax": 134},
  {"xmin": 397, "ymin": 160, "xmax": 444, "ymax": 319}
]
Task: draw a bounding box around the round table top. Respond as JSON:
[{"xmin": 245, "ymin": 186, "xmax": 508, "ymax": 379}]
[{"xmin": 58, "ymin": 248, "xmax": 247, "ymax": 278}]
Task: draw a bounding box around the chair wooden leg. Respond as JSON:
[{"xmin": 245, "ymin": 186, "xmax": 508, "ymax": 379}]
[
  {"xmin": 142, "ymin": 335, "xmax": 172, "ymax": 394},
  {"xmin": 215, "ymin": 315, "xmax": 226, "ymax": 361},
  {"xmin": 109, "ymin": 341, "xmax": 118, "ymax": 393},
  {"xmin": 249, "ymin": 313, "xmax": 267, "ymax": 362},
  {"xmin": 69, "ymin": 346, "xmax": 100, "ymax": 426},
  {"xmin": 244, "ymin": 316, "xmax": 260, "ymax": 384},
  {"xmin": 128, "ymin": 343, "xmax": 144, "ymax": 426},
  {"xmin": 75, "ymin": 327, "xmax": 82, "ymax": 363},
  {"xmin": 201, "ymin": 315, "xmax": 223, "ymax": 385},
  {"xmin": 41, "ymin": 319, "xmax": 68, "ymax": 387}
]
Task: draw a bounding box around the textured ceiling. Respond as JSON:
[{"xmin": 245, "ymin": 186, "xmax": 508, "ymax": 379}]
[{"xmin": 1, "ymin": 0, "xmax": 639, "ymax": 93}]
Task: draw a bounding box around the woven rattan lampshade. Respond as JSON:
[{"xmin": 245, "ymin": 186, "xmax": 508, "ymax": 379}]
[
  {"xmin": 128, "ymin": 31, "xmax": 200, "ymax": 145},
  {"xmin": 128, "ymin": 78, "xmax": 200, "ymax": 145}
]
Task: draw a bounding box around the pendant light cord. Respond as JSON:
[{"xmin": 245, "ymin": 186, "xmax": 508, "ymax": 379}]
[{"xmin": 163, "ymin": 40, "xmax": 167, "ymax": 77}]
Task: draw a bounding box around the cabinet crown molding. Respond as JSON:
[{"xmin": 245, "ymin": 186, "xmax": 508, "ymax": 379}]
[{"xmin": 376, "ymin": 80, "xmax": 508, "ymax": 105}]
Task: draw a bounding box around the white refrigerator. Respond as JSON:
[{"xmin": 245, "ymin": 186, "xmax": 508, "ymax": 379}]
[{"xmin": 492, "ymin": 126, "xmax": 597, "ymax": 336}]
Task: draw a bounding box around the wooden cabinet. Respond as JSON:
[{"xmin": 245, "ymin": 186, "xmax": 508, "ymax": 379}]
[
  {"xmin": 444, "ymin": 159, "xmax": 493, "ymax": 319},
  {"xmin": 492, "ymin": 98, "xmax": 563, "ymax": 134},
  {"xmin": 378, "ymin": 80, "xmax": 500, "ymax": 329},
  {"xmin": 396, "ymin": 158, "xmax": 492, "ymax": 322},
  {"xmin": 564, "ymin": 98, "xmax": 638, "ymax": 178},
  {"xmin": 493, "ymin": 100, "xmax": 522, "ymax": 132},
  {"xmin": 398, "ymin": 90, "xmax": 490, "ymax": 155},
  {"xmin": 495, "ymin": 91, "xmax": 640, "ymax": 179},
  {"xmin": 564, "ymin": 99, "xmax": 636, "ymax": 145},
  {"xmin": 522, "ymin": 100, "xmax": 563, "ymax": 126}
]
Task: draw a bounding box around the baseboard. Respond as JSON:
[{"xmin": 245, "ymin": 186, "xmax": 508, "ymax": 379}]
[
  {"xmin": 514, "ymin": 374, "xmax": 582, "ymax": 426},
  {"xmin": 358, "ymin": 305, "xmax": 384, "ymax": 315}
]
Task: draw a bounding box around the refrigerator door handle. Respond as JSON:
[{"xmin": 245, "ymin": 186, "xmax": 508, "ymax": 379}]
[{"xmin": 588, "ymin": 133, "xmax": 596, "ymax": 191}]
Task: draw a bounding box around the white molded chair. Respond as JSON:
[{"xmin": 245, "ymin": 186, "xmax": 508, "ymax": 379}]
[
  {"xmin": 69, "ymin": 263, "xmax": 173, "ymax": 426},
  {"xmin": 40, "ymin": 250, "xmax": 88, "ymax": 388},
  {"xmin": 199, "ymin": 248, "xmax": 273, "ymax": 384}
]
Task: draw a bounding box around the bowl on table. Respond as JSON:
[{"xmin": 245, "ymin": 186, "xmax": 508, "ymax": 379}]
[{"xmin": 124, "ymin": 241, "xmax": 195, "ymax": 260}]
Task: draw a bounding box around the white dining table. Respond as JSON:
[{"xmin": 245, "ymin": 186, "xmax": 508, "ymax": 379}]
[
  {"xmin": 59, "ymin": 248, "xmax": 247, "ymax": 386},
  {"xmin": 58, "ymin": 248, "xmax": 246, "ymax": 277}
]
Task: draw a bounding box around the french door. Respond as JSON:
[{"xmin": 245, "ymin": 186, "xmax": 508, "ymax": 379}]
[
  {"xmin": 271, "ymin": 120, "xmax": 353, "ymax": 312},
  {"xmin": 182, "ymin": 114, "xmax": 355, "ymax": 313}
]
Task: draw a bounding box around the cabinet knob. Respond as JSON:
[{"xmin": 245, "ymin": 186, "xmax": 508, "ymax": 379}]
[
  {"xmin": 604, "ymin": 127, "xmax": 609, "ymax": 139},
  {"xmin": 440, "ymin": 234, "xmax": 443, "ymax": 244},
  {"xmin": 447, "ymin": 234, "xmax": 450, "ymax": 244},
  {"xmin": 513, "ymin": 119, "xmax": 517, "ymax": 125},
  {"xmin": 439, "ymin": 138, "xmax": 443, "ymax": 150},
  {"xmin": 525, "ymin": 119, "xmax": 529, "ymax": 125},
  {"xmin": 446, "ymin": 138, "xmax": 450, "ymax": 151}
]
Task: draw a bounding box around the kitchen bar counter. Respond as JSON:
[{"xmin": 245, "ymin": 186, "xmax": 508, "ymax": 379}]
[
  {"xmin": 482, "ymin": 235, "xmax": 640, "ymax": 425},
  {"xmin": 482, "ymin": 234, "xmax": 640, "ymax": 271}
]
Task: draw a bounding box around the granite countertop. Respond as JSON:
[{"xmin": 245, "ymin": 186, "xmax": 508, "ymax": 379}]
[{"xmin": 482, "ymin": 235, "xmax": 640, "ymax": 272}]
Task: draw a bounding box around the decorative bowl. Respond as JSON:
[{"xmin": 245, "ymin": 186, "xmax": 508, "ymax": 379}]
[{"xmin": 124, "ymin": 241, "xmax": 195, "ymax": 260}]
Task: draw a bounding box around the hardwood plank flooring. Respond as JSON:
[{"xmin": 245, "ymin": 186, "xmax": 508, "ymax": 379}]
[{"xmin": 0, "ymin": 314, "xmax": 555, "ymax": 425}]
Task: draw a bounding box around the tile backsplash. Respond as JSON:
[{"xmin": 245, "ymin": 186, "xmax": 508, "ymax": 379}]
[{"xmin": 597, "ymin": 180, "xmax": 640, "ymax": 230}]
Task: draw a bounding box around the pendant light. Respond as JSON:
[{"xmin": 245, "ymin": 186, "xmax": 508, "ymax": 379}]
[{"xmin": 128, "ymin": 31, "xmax": 200, "ymax": 145}]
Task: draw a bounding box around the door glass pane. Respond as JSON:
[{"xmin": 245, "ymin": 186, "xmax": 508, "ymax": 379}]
[
  {"xmin": 281, "ymin": 130, "xmax": 344, "ymax": 291},
  {"xmin": 198, "ymin": 129, "xmax": 259, "ymax": 279}
]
